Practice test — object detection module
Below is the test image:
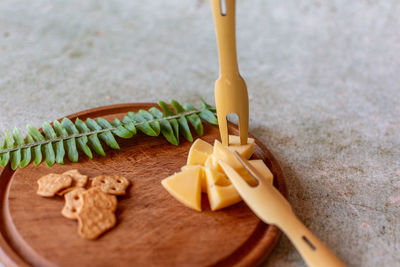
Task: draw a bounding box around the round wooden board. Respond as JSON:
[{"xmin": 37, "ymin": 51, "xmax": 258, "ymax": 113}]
[{"xmin": 0, "ymin": 103, "xmax": 286, "ymax": 267}]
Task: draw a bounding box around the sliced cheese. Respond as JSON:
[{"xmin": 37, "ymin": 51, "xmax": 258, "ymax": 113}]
[
  {"xmin": 187, "ymin": 138, "xmax": 213, "ymax": 166},
  {"xmin": 161, "ymin": 167, "xmax": 202, "ymax": 211},
  {"xmin": 235, "ymin": 167, "xmax": 259, "ymax": 187},
  {"xmin": 248, "ymin": 159, "xmax": 273, "ymax": 184},
  {"xmin": 227, "ymin": 135, "xmax": 255, "ymax": 160},
  {"xmin": 205, "ymin": 167, "xmax": 241, "ymax": 211},
  {"xmin": 204, "ymin": 154, "xmax": 224, "ymax": 173},
  {"xmin": 222, "ymin": 159, "xmax": 273, "ymax": 187},
  {"xmin": 206, "ymin": 183, "xmax": 242, "ymax": 211},
  {"xmin": 162, "ymin": 138, "xmax": 273, "ymax": 212},
  {"xmin": 205, "ymin": 167, "xmax": 231, "ymax": 187},
  {"xmin": 213, "ymin": 140, "xmax": 242, "ymax": 169},
  {"xmin": 181, "ymin": 165, "xmax": 207, "ymax": 192}
]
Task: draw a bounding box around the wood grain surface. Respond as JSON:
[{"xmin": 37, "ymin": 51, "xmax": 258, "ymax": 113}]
[{"xmin": 0, "ymin": 103, "xmax": 286, "ymax": 267}]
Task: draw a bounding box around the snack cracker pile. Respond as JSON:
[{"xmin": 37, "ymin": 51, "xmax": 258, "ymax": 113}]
[{"xmin": 36, "ymin": 170, "xmax": 130, "ymax": 239}]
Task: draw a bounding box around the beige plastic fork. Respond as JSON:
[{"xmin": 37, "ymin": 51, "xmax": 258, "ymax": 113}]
[
  {"xmin": 219, "ymin": 152, "xmax": 346, "ymax": 267},
  {"xmin": 210, "ymin": 0, "xmax": 249, "ymax": 146}
]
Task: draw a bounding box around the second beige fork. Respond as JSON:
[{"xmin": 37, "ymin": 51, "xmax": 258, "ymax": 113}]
[{"xmin": 210, "ymin": 0, "xmax": 249, "ymax": 146}]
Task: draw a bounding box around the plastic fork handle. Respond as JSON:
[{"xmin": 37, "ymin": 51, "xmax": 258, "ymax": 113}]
[
  {"xmin": 277, "ymin": 212, "xmax": 346, "ymax": 267},
  {"xmin": 210, "ymin": 0, "xmax": 239, "ymax": 78}
]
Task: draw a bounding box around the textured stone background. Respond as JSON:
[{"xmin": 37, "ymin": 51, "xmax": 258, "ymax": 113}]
[{"xmin": 0, "ymin": 0, "xmax": 399, "ymax": 266}]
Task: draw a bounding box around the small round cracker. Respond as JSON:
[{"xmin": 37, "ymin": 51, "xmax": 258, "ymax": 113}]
[
  {"xmin": 61, "ymin": 188, "xmax": 86, "ymax": 219},
  {"xmin": 91, "ymin": 175, "xmax": 130, "ymax": 196},
  {"xmin": 77, "ymin": 204, "xmax": 116, "ymax": 239},
  {"xmin": 80, "ymin": 187, "xmax": 117, "ymax": 212},
  {"xmin": 62, "ymin": 169, "xmax": 88, "ymax": 188},
  {"xmin": 37, "ymin": 174, "xmax": 72, "ymax": 197}
]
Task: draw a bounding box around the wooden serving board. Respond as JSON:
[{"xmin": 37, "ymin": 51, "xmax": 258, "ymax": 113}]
[{"xmin": 0, "ymin": 103, "xmax": 286, "ymax": 267}]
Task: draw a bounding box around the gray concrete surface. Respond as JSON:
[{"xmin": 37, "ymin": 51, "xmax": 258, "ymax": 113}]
[{"xmin": 0, "ymin": 0, "xmax": 399, "ymax": 266}]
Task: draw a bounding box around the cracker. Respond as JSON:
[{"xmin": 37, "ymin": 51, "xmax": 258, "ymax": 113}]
[
  {"xmin": 57, "ymin": 170, "xmax": 88, "ymax": 196},
  {"xmin": 77, "ymin": 204, "xmax": 116, "ymax": 239},
  {"xmin": 57, "ymin": 186, "xmax": 79, "ymax": 196},
  {"xmin": 91, "ymin": 176, "xmax": 130, "ymax": 196},
  {"xmin": 61, "ymin": 188, "xmax": 86, "ymax": 219},
  {"xmin": 77, "ymin": 188, "xmax": 117, "ymax": 239},
  {"xmin": 80, "ymin": 187, "xmax": 117, "ymax": 211},
  {"xmin": 37, "ymin": 174, "xmax": 72, "ymax": 197},
  {"xmin": 62, "ymin": 169, "xmax": 88, "ymax": 187}
]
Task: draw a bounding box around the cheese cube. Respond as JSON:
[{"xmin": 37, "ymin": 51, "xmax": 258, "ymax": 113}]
[
  {"xmin": 227, "ymin": 135, "xmax": 255, "ymax": 160},
  {"xmin": 162, "ymin": 136, "xmax": 273, "ymax": 212},
  {"xmin": 207, "ymin": 184, "xmax": 242, "ymax": 211},
  {"xmin": 235, "ymin": 167, "xmax": 259, "ymax": 187},
  {"xmin": 248, "ymin": 159, "xmax": 273, "ymax": 184},
  {"xmin": 204, "ymin": 154, "xmax": 224, "ymax": 173},
  {"xmin": 187, "ymin": 138, "xmax": 213, "ymax": 166},
  {"xmin": 205, "ymin": 167, "xmax": 231, "ymax": 187},
  {"xmin": 213, "ymin": 140, "xmax": 242, "ymax": 169},
  {"xmin": 205, "ymin": 167, "xmax": 241, "ymax": 211},
  {"xmin": 181, "ymin": 165, "xmax": 207, "ymax": 192},
  {"xmin": 161, "ymin": 167, "xmax": 202, "ymax": 211},
  {"xmin": 221, "ymin": 159, "xmax": 273, "ymax": 187}
]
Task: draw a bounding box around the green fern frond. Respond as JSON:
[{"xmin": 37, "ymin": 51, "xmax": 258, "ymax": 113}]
[{"xmin": 0, "ymin": 100, "xmax": 218, "ymax": 170}]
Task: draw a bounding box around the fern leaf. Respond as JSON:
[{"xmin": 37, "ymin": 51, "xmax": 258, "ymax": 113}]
[
  {"xmin": 54, "ymin": 120, "xmax": 78, "ymax": 162},
  {"xmin": 149, "ymin": 107, "xmax": 178, "ymax": 146},
  {"xmin": 114, "ymin": 124, "xmax": 134, "ymax": 139},
  {"xmin": 182, "ymin": 103, "xmax": 204, "ymax": 136},
  {"xmin": 170, "ymin": 100, "xmax": 193, "ymax": 142},
  {"xmin": 200, "ymin": 98, "xmax": 216, "ymax": 113},
  {"xmin": 128, "ymin": 112, "xmax": 158, "ymax": 137},
  {"xmin": 42, "ymin": 122, "xmax": 58, "ymax": 166},
  {"xmin": 111, "ymin": 118, "xmax": 121, "ymax": 126},
  {"xmin": 62, "ymin": 118, "xmax": 93, "ymax": 159},
  {"xmin": 121, "ymin": 116, "xmax": 137, "ymax": 134},
  {"xmin": 27, "ymin": 125, "xmax": 45, "ymax": 165},
  {"xmin": 199, "ymin": 109, "xmax": 218, "ymax": 125},
  {"xmin": 86, "ymin": 118, "xmax": 120, "ymax": 150},
  {"xmin": 20, "ymin": 134, "xmax": 33, "ymax": 168},
  {"xmin": 43, "ymin": 122, "xmax": 65, "ymax": 165},
  {"xmin": 75, "ymin": 118, "xmax": 106, "ymax": 157},
  {"xmin": 111, "ymin": 118, "xmax": 131, "ymax": 138},
  {"xmin": 96, "ymin": 118, "xmax": 121, "ymax": 149},
  {"xmin": 138, "ymin": 110, "xmax": 161, "ymax": 135},
  {"xmin": 0, "ymin": 99, "xmax": 217, "ymax": 169},
  {"xmin": 158, "ymin": 101, "xmax": 180, "ymax": 143},
  {"xmin": 1, "ymin": 130, "xmax": 13, "ymax": 167},
  {"xmin": 1, "ymin": 131, "xmax": 12, "ymax": 167},
  {"xmin": 11, "ymin": 128, "xmax": 23, "ymax": 170}
]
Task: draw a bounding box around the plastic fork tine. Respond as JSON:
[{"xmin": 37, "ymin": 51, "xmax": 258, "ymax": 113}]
[
  {"xmin": 238, "ymin": 113, "xmax": 249, "ymax": 145},
  {"xmin": 218, "ymin": 160, "xmax": 254, "ymax": 194},
  {"xmin": 216, "ymin": 111, "xmax": 229, "ymax": 147},
  {"xmin": 211, "ymin": 0, "xmax": 249, "ymax": 146},
  {"xmin": 233, "ymin": 151, "xmax": 265, "ymax": 184}
]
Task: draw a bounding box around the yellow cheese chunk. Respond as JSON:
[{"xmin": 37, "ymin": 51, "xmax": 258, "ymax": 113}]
[
  {"xmin": 205, "ymin": 167, "xmax": 241, "ymax": 211},
  {"xmin": 248, "ymin": 159, "xmax": 273, "ymax": 184},
  {"xmin": 206, "ymin": 183, "xmax": 242, "ymax": 211},
  {"xmin": 161, "ymin": 167, "xmax": 202, "ymax": 211},
  {"xmin": 187, "ymin": 138, "xmax": 213, "ymax": 166},
  {"xmin": 227, "ymin": 135, "xmax": 255, "ymax": 160},
  {"xmin": 204, "ymin": 160, "xmax": 273, "ymax": 211},
  {"xmin": 162, "ymin": 138, "xmax": 274, "ymax": 212},
  {"xmin": 205, "ymin": 167, "xmax": 231, "ymax": 187},
  {"xmin": 235, "ymin": 168, "xmax": 259, "ymax": 187},
  {"xmin": 218, "ymin": 158, "xmax": 273, "ymax": 187},
  {"xmin": 181, "ymin": 165, "xmax": 207, "ymax": 192},
  {"xmin": 204, "ymin": 154, "xmax": 224, "ymax": 173},
  {"xmin": 213, "ymin": 140, "xmax": 242, "ymax": 169}
]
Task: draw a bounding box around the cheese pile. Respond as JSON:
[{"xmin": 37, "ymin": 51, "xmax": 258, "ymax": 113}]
[{"xmin": 161, "ymin": 135, "xmax": 273, "ymax": 211}]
